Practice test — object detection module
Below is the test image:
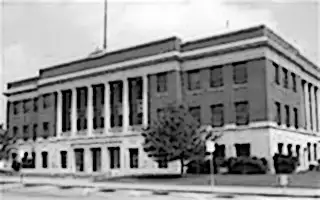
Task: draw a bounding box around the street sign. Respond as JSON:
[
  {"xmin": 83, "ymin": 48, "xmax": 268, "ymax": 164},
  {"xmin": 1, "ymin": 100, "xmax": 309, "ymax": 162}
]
[{"xmin": 206, "ymin": 141, "xmax": 215, "ymax": 153}]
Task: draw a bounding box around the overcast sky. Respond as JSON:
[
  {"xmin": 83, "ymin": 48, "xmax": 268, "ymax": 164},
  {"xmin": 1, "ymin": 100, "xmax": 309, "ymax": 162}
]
[{"xmin": 0, "ymin": 0, "xmax": 319, "ymax": 125}]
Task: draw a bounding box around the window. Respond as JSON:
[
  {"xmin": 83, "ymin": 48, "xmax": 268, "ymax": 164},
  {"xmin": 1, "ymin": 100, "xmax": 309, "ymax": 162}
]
[
  {"xmin": 233, "ymin": 61, "xmax": 248, "ymax": 84},
  {"xmin": 314, "ymin": 143, "xmax": 317, "ymax": 161},
  {"xmin": 33, "ymin": 98, "xmax": 38, "ymax": 112},
  {"xmin": 282, "ymin": 68, "xmax": 288, "ymax": 88},
  {"xmin": 210, "ymin": 66, "xmax": 223, "ymax": 87},
  {"xmin": 275, "ymin": 102, "xmax": 281, "ymax": 125},
  {"xmin": 91, "ymin": 148, "xmax": 101, "ymax": 172},
  {"xmin": 296, "ymin": 145, "xmax": 301, "ymax": 158},
  {"xmin": 187, "ymin": 70, "xmax": 200, "ymax": 90},
  {"xmin": 235, "ymin": 143, "xmax": 250, "ymax": 157},
  {"xmin": 110, "ymin": 81, "xmax": 123, "ymax": 128},
  {"xmin": 23, "ymin": 100, "xmax": 30, "ymax": 113},
  {"xmin": 93, "ymin": 84, "xmax": 105, "ymax": 129},
  {"xmin": 278, "ymin": 143, "xmax": 283, "ymax": 154},
  {"xmin": 211, "ymin": 104, "xmax": 224, "ymax": 127},
  {"xmin": 23, "ymin": 125, "xmax": 29, "ymax": 141},
  {"xmin": 41, "ymin": 151, "xmax": 48, "ymax": 168},
  {"xmin": 307, "ymin": 143, "xmax": 311, "ymax": 161},
  {"xmin": 108, "ymin": 147, "xmax": 120, "ymax": 169},
  {"xmin": 43, "ymin": 94, "xmax": 51, "ymax": 109},
  {"xmin": 43, "ymin": 122, "xmax": 49, "ymax": 138},
  {"xmin": 31, "ymin": 152, "xmax": 36, "ymax": 168},
  {"xmin": 189, "ymin": 106, "xmax": 201, "ymax": 124},
  {"xmin": 74, "ymin": 148, "xmax": 84, "ymax": 172},
  {"xmin": 291, "ymin": 73, "xmax": 296, "ymax": 92},
  {"xmin": 158, "ymin": 160, "xmax": 168, "ymax": 168},
  {"xmin": 157, "ymin": 108, "xmax": 165, "ymax": 120},
  {"xmin": 235, "ymin": 101, "xmax": 249, "ymax": 125},
  {"xmin": 273, "ymin": 62, "xmax": 280, "ymax": 85},
  {"xmin": 13, "ymin": 102, "xmax": 19, "ymax": 115},
  {"xmin": 293, "ymin": 108, "xmax": 298, "ymax": 129},
  {"xmin": 287, "ymin": 144, "xmax": 292, "ymax": 156},
  {"xmin": 156, "ymin": 72, "xmax": 168, "ymax": 93},
  {"xmin": 12, "ymin": 126, "xmax": 18, "ymax": 139},
  {"xmin": 60, "ymin": 151, "xmax": 67, "ymax": 169},
  {"xmin": 77, "ymin": 87, "xmax": 88, "ymax": 131},
  {"xmin": 285, "ymin": 105, "xmax": 290, "ymax": 127},
  {"xmin": 62, "ymin": 90, "xmax": 72, "ymax": 132},
  {"xmin": 214, "ymin": 144, "xmax": 226, "ymax": 158},
  {"xmin": 129, "ymin": 148, "xmax": 139, "ymax": 169}
]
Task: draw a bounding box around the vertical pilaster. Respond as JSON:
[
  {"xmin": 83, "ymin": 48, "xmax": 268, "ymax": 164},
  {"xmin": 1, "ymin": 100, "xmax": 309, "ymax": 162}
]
[
  {"xmin": 122, "ymin": 79, "xmax": 129, "ymax": 132},
  {"xmin": 87, "ymin": 86, "xmax": 93, "ymax": 136},
  {"xmin": 311, "ymin": 85, "xmax": 316, "ymax": 133},
  {"xmin": 56, "ymin": 91, "xmax": 62, "ymax": 138},
  {"xmin": 298, "ymin": 77, "xmax": 306, "ymax": 130},
  {"xmin": 304, "ymin": 82, "xmax": 310, "ymax": 131},
  {"xmin": 104, "ymin": 82, "xmax": 111, "ymax": 134},
  {"xmin": 71, "ymin": 88, "xmax": 77, "ymax": 136},
  {"xmin": 143, "ymin": 75, "xmax": 149, "ymax": 127}
]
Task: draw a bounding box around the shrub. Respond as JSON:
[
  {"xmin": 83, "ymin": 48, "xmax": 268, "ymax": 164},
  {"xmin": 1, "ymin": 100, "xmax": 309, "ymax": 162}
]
[
  {"xmin": 273, "ymin": 153, "xmax": 299, "ymax": 174},
  {"xmin": 227, "ymin": 156, "xmax": 268, "ymax": 174}
]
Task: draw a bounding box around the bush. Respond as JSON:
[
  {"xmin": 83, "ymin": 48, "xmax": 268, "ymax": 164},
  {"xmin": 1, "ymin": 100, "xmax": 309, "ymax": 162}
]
[
  {"xmin": 227, "ymin": 156, "xmax": 268, "ymax": 174},
  {"xmin": 187, "ymin": 156, "xmax": 228, "ymax": 174},
  {"xmin": 273, "ymin": 153, "xmax": 299, "ymax": 174}
]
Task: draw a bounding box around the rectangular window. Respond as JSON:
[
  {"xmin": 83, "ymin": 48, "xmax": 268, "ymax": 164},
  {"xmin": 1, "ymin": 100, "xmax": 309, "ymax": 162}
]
[
  {"xmin": 235, "ymin": 101, "xmax": 249, "ymax": 126},
  {"xmin": 12, "ymin": 126, "xmax": 18, "ymax": 140},
  {"xmin": 235, "ymin": 143, "xmax": 250, "ymax": 157},
  {"xmin": 77, "ymin": 87, "xmax": 88, "ymax": 131},
  {"xmin": 43, "ymin": 94, "xmax": 51, "ymax": 109},
  {"xmin": 273, "ymin": 62, "xmax": 280, "ymax": 85},
  {"xmin": 91, "ymin": 148, "xmax": 101, "ymax": 172},
  {"xmin": 108, "ymin": 147, "xmax": 120, "ymax": 169},
  {"xmin": 60, "ymin": 151, "xmax": 67, "ymax": 169},
  {"xmin": 295, "ymin": 145, "xmax": 300, "ymax": 158},
  {"xmin": 13, "ymin": 102, "xmax": 19, "ymax": 115},
  {"xmin": 233, "ymin": 61, "xmax": 248, "ymax": 84},
  {"xmin": 74, "ymin": 148, "xmax": 84, "ymax": 172},
  {"xmin": 285, "ymin": 105, "xmax": 290, "ymax": 127},
  {"xmin": 110, "ymin": 81, "xmax": 123, "ymax": 128},
  {"xmin": 314, "ymin": 143, "xmax": 317, "ymax": 161},
  {"xmin": 211, "ymin": 104, "xmax": 224, "ymax": 127},
  {"xmin": 210, "ymin": 66, "xmax": 223, "ymax": 88},
  {"xmin": 187, "ymin": 70, "xmax": 201, "ymax": 90},
  {"xmin": 307, "ymin": 143, "xmax": 311, "ymax": 161},
  {"xmin": 41, "ymin": 151, "xmax": 48, "ymax": 168},
  {"xmin": 291, "ymin": 73, "xmax": 296, "ymax": 92},
  {"xmin": 129, "ymin": 148, "xmax": 139, "ymax": 169},
  {"xmin": 33, "ymin": 98, "xmax": 38, "ymax": 112},
  {"xmin": 31, "ymin": 152, "xmax": 36, "ymax": 168},
  {"xmin": 62, "ymin": 90, "xmax": 72, "ymax": 132},
  {"xmin": 43, "ymin": 122, "xmax": 49, "ymax": 138},
  {"xmin": 156, "ymin": 72, "xmax": 168, "ymax": 93},
  {"xmin": 23, "ymin": 125, "xmax": 29, "ymax": 141},
  {"xmin": 93, "ymin": 84, "xmax": 105, "ymax": 129},
  {"xmin": 287, "ymin": 144, "xmax": 293, "ymax": 156},
  {"xmin": 158, "ymin": 160, "xmax": 168, "ymax": 168},
  {"xmin": 278, "ymin": 143, "xmax": 283, "ymax": 154},
  {"xmin": 129, "ymin": 77, "xmax": 143, "ymax": 126},
  {"xmin": 189, "ymin": 106, "xmax": 201, "ymax": 124},
  {"xmin": 293, "ymin": 108, "xmax": 298, "ymax": 129},
  {"xmin": 283, "ymin": 68, "xmax": 288, "ymax": 88},
  {"xmin": 23, "ymin": 100, "xmax": 28, "ymax": 113},
  {"xmin": 214, "ymin": 144, "xmax": 226, "ymax": 158},
  {"xmin": 157, "ymin": 108, "xmax": 165, "ymax": 120},
  {"xmin": 275, "ymin": 102, "xmax": 281, "ymax": 125}
]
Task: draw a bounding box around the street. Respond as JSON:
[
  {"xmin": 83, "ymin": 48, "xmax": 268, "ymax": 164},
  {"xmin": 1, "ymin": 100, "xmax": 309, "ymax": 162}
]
[{"xmin": 1, "ymin": 184, "xmax": 316, "ymax": 200}]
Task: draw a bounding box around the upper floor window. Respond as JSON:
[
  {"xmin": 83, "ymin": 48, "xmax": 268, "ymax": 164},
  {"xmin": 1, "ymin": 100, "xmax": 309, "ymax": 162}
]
[
  {"xmin": 33, "ymin": 97, "xmax": 38, "ymax": 112},
  {"xmin": 43, "ymin": 122, "xmax": 49, "ymax": 138},
  {"xmin": 77, "ymin": 87, "xmax": 88, "ymax": 110},
  {"xmin": 293, "ymin": 107, "xmax": 298, "ymax": 129},
  {"xmin": 156, "ymin": 72, "xmax": 168, "ymax": 93},
  {"xmin": 23, "ymin": 100, "xmax": 31, "ymax": 113},
  {"xmin": 273, "ymin": 62, "xmax": 280, "ymax": 85},
  {"xmin": 233, "ymin": 61, "xmax": 248, "ymax": 84},
  {"xmin": 291, "ymin": 73, "xmax": 296, "ymax": 92},
  {"xmin": 13, "ymin": 101, "xmax": 19, "ymax": 115},
  {"xmin": 211, "ymin": 104, "xmax": 224, "ymax": 127},
  {"xmin": 235, "ymin": 101, "xmax": 249, "ymax": 125},
  {"xmin": 43, "ymin": 94, "xmax": 51, "ymax": 109},
  {"xmin": 187, "ymin": 70, "xmax": 200, "ymax": 90},
  {"xmin": 189, "ymin": 106, "xmax": 201, "ymax": 124},
  {"xmin": 210, "ymin": 66, "xmax": 223, "ymax": 88},
  {"xmin": 285, "ymin": 105, "xmax": 290, "ymax": 127},
  {"xmin": 275, "ymin": 102, "xmax": 281, "ymax": 125},
  {"xmin": 32, "ymin": 124, "xmax": 37, "ymax": 141},
  {"xmin": 23, "ymin": 125, "xmax": 29, "ymax": 140},
  {"xmin": 93, "ymin": 84, "xmax": 105, "ymax": 107},
  {"xmin": 282, "ymin": 68, "xmax": 288, "ymax": 88},
  {"xmin": 13, "ymin": 126, "xmax": 18, "ymax": 139},
  {"xmin": 157, "ymin": 108, "xmax": 165, "ymax": 120}
]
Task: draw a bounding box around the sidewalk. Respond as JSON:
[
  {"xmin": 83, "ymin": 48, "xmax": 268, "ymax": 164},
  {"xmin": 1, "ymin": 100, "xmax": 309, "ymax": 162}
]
[{"xmin": 1, "ymin": 175, "xmax": 320, "ymax": 198}]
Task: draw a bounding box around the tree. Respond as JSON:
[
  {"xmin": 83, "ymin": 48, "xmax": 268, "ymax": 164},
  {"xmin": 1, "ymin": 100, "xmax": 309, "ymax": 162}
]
[
  {"xmin": 0, "ymin": 127, "xmax": 17, "ymax": 161},
  {"xmin": 142, "ymin": 103, "xmax": 221, "ymax": 175}
]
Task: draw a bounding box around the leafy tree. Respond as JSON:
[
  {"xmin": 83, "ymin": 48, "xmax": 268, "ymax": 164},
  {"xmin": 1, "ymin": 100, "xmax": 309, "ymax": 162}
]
[
  {"xmin": 0, "ymin": 127, "xmax": 17, "ymax": 161},
  {"xmin": 142, "ymin": 103, "xmax": 221, "ymax": 175}
]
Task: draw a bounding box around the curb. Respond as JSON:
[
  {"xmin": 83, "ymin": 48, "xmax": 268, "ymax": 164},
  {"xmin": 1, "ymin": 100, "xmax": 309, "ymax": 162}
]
[{"xmin": 2, "ymin": 180, "xmax": 320, "ymax": 198}]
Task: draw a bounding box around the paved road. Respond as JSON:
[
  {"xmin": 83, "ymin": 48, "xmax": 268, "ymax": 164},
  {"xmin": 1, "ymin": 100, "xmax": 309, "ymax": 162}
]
[{"xmin": 1, "ymin": 185, "xmax": 317, "ymax": 200}]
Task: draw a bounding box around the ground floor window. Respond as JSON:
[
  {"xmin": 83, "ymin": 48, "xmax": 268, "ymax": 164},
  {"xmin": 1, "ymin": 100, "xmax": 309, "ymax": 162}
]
[
  {"xmin": 74, "ymin": 148, "xmax": 84, "ymax": 172},
  {"xmin": 60, "ymin": 151, "xmax": 68, "ymax": 169},
  {"xmin": 278, "ymin": 143, "xmax": 283, "ymax": 155},
  {"xmin": 287, "ymin": 144, "xmax": 293, "ymax": 156},
  {"xmin": 91, "ymin": 148, "xmax": 101, "ymax": 172},
  {"xmin": 108, "ymin": 147, "xmax": 120, "ymax": 169},
  {"xmin": 314, "ymin": 143, "xmax": 317, "ymax": 161},
  {"xmin": 296, "ymin": 145, "xmax": 301, "ymax": 158},
  {"xmin": 41, "ymin": 151, "xmax": 48, "ymax": 168},
  {"xmin": 129, "ymin": 148, "xmax": 139, "ymax": 168},
  {"xmin": 235, "ymin": 143, "xmax": 250, "ymax": 157},
  {"xmin": 158, "ymin": 159, "xmax": 168, "ymax": 168}
]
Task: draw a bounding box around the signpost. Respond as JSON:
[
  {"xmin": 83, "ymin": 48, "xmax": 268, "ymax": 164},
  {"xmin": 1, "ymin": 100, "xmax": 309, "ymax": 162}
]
[{"xmin": 206, "ymin": 141, "xmax": 215, "ymax": 190}]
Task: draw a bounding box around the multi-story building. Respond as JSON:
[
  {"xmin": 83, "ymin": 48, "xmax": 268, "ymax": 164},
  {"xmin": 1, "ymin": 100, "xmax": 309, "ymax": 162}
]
[{"xmin": 4, "ymin": 25, "xmax": 320, "ymax": 176}]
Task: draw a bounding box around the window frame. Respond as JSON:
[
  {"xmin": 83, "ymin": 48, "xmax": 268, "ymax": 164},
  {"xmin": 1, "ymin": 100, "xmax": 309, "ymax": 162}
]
[
  {"xmin": 156, "ymin": 72, "xmax": 168, "ymax": 93},
  {"xmin": 235, "ymin": 101, "xmax": 249, "ymax": 126},
  {"xmin": 233, "ymin": 61, "xmax": 248, "ymax": 85},
  {"xmin": 211, "ymin": 104, "xmax": 224, "ymax": 127},
  {"xmin": 210, "ymin": 66, "xmax": 223, "ymax": 88},
  {"xmin": 187, "ymin": 70, "xmax": 201, "ymax": 91}
]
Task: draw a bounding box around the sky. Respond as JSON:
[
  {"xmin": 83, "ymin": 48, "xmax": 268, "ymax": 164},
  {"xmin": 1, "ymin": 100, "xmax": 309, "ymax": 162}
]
[{"xmin": 0, "ymin": 0, "xmax": 319, "ymax": 126}]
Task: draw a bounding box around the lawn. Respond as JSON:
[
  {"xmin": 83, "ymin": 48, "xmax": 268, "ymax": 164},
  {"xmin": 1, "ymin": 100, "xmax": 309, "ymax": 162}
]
[{"xmin": 95, "ymin": 172, "xmax": 320, "ymax": 189}]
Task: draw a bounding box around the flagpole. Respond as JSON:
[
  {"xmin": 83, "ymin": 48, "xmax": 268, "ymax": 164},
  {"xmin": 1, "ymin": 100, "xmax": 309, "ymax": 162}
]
[{"xmin": 103, "ymin": 0, "xmax": 107, "ymax": 50}]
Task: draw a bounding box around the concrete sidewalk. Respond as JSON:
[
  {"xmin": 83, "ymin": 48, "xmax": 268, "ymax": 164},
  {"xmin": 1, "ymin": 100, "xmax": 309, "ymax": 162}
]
[{"xmin": 1, "ymin": 175, "xmax": 320, "ymax": 198}]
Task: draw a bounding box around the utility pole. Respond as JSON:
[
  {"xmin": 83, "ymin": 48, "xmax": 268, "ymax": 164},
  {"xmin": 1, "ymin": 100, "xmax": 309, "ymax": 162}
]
[{"xmin": 103, "ymin": 0, "xmax": 108, "ymax": 50}]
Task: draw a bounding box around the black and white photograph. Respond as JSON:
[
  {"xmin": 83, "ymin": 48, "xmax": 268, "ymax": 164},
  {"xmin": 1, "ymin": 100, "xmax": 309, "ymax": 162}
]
[{"xmin": 0, "ymin": 0, "xmax": 319, "ymax": 199}]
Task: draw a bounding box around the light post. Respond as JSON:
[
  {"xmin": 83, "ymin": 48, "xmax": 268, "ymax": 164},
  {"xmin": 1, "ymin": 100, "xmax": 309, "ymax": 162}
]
[{"xmin": 206, "ymin": 140, "xmax": 215, "ymax": 189}]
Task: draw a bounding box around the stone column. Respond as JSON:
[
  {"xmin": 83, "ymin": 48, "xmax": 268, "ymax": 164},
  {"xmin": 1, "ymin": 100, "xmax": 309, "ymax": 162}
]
[
  {"xmin": 101, "ymin": 147, "xmax": 109, "ymax": 172},
  {"xmin": 87, "ymin": 86, "xmax": 93, "ymax": 136},
  {"xmin": 56, "ymin": 91, "xmax": 62, "ymax": 138},
  {"xmin": 122, "ymin": 79, "xmax": 129, "ymax": 132},
  {"xmin": 71, "ymin": 88, "xmax": 77, "ymax": 136},
  {"xmin": 84, "ymin": 148, "xmax": 92, "ymax": 173},
  {"xmin": 104, "ymin": 82, "xmax": 111, "ymax": 135},
  {"xmin": 143, "ymin": 75, "xmax": 149, "ymax": 127},
  {"xmin": 304, "ymin": 82, "xmax": 311, "ymax": 131},
  {"xmin": 311, "ymin": 85, "xmax": 317, "ymax": 133}
]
